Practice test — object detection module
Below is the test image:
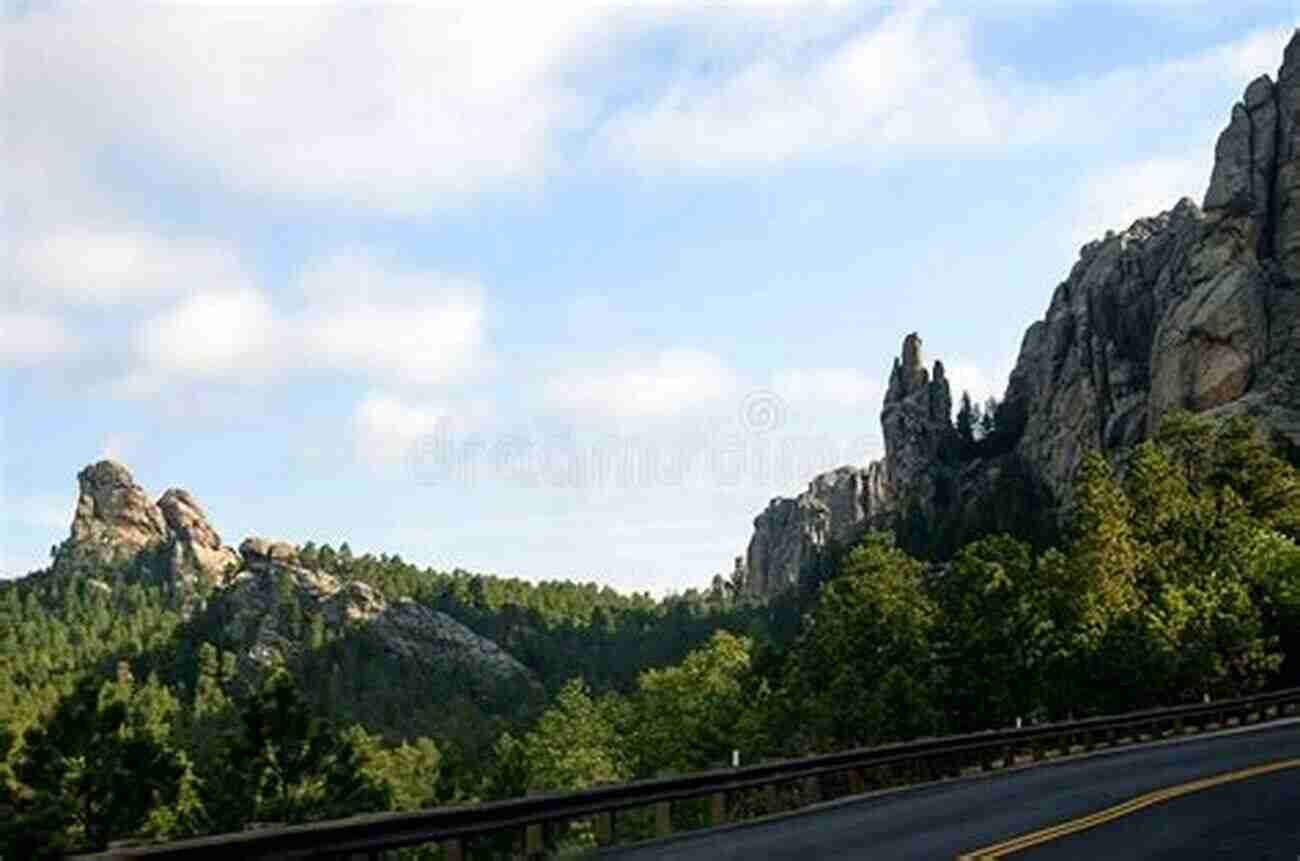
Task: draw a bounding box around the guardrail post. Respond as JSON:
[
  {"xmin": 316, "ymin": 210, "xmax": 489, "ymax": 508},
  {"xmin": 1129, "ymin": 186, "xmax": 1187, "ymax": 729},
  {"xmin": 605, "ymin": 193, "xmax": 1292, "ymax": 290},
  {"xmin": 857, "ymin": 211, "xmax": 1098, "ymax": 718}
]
[
  {"xmin": 595, "ymin": 811, "xmax": 613, "ymax": 846},
  {"xmin": 848, "ymin": 768, "xmax": 866, "ymax": 794},
  {"xmin": 444, "ymin": 838, "xmax": 464, "ymax": 861},
  {"xmin": 655, "ymin": 801, "xmax": 672, "ymax": 837},
  {"xmin": 711, "ymin": 791, "xmax": 727, "ymax": 826},
  {"xmin": 804, "ymin": 775, "xmax": 822, "ymax": 804},
  {"xmin": 525, "ymin": 822, "xmax": 544, "ymax": 858}
]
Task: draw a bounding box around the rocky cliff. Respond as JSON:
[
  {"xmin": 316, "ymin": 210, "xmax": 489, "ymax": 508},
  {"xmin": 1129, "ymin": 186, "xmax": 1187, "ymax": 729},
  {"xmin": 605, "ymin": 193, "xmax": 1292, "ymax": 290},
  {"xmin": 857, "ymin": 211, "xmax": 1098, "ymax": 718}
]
[
  {"xmin": 740, "ymin": 331, "xmax": 957, "ymax": 596},
  {"xmin": 741, "ymin": 30, "xmax": 1300, "ymax": 598}
]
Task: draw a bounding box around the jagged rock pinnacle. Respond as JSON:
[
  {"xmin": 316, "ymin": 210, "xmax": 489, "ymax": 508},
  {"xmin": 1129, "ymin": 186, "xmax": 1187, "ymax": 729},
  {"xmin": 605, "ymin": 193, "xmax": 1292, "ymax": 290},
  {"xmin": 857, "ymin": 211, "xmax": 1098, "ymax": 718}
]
[{"xmin": 55, "ymin": 460, "xmax": 238, "ymax": 586}]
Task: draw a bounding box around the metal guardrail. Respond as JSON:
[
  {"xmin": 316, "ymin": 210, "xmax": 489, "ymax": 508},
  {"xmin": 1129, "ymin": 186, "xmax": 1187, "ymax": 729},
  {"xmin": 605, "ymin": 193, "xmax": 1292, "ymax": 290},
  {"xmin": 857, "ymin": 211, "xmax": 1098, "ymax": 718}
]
[{"xmin": 88, "ymin": 686, "xmax": 1300, "ymax": 860}]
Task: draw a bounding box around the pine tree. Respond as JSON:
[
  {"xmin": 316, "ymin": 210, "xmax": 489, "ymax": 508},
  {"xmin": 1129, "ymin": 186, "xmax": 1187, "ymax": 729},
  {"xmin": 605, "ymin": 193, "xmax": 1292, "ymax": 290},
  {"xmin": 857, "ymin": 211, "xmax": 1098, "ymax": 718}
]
[
  {"xmin": 956, "ymin": 391, "xmax": 977, "ymax": 447},
  {"xmin": 205, "ymin": 671, "xmax": 390, "ymax": 830}
]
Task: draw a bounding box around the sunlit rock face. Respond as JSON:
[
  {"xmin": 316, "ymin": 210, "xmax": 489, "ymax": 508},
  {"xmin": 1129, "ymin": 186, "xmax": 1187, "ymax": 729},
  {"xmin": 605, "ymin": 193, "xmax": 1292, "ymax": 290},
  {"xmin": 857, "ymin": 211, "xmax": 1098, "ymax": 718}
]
[
  {"xmin": 159, "ymin": 488, "xmax": 240, "ymax": 587},
  {"xmin": 55, "ymin": 460, "xmax": 237, "ymax": 587},
  {"xmin": 741, "ymin": 30, "xmax": 1300, "ymax": 598},
  {"xmin": 62, "ymin": 460, "xmax": 169, "ymax": 566},
  {"xmin": 1012, "ymin": 32, "xmax": 1300, "ymax": 502}
]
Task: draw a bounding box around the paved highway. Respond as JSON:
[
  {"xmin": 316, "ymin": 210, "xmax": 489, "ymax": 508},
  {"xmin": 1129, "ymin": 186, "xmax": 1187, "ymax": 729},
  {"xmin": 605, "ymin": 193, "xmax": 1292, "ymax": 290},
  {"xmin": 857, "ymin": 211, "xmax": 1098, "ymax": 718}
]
[{"xmin": 595, "ymin": 719, "xmax": 1300, "ymax": 860}]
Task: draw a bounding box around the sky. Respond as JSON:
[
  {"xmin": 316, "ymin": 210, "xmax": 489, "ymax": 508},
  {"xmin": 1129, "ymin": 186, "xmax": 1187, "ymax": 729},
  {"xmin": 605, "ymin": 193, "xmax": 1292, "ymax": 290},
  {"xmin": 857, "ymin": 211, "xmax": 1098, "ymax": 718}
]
[{"xmin": 4, "ymin": 0, "xmax": 1298, "ymax": 593}]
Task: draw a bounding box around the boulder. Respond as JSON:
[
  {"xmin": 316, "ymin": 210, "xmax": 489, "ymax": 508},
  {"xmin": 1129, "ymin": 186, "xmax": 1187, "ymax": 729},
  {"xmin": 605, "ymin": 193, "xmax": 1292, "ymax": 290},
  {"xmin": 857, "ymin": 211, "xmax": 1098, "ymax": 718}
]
[
  {"xmin": 239, "ymin": 537, "xmax": 299, "ymax": 567},
  {"xmin": 158, "ymin": 488, "xmax": 239, "ymax": 586}
]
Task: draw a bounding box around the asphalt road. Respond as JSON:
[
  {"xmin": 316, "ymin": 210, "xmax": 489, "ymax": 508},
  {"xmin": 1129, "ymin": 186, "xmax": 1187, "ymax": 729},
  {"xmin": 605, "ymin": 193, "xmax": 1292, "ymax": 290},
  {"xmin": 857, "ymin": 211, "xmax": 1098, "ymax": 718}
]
[{"xmin": 594, "ymin": 719, "xmax": 1300, "ymax": 860}]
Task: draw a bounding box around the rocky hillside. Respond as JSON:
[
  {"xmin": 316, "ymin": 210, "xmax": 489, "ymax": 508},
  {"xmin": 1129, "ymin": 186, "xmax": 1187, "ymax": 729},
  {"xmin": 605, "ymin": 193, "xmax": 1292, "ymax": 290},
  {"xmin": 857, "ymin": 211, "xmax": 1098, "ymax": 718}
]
[
  {"xmin": 740, "ymin": 30, "xmax": 1300, "ymax": 598},
  {"xmin": 215, "ymin": 536, "xmax": 533, "ymax": 687},
  {"xmin": 50, "ymin": 459, "xmax": 536, "ymax": 692}
]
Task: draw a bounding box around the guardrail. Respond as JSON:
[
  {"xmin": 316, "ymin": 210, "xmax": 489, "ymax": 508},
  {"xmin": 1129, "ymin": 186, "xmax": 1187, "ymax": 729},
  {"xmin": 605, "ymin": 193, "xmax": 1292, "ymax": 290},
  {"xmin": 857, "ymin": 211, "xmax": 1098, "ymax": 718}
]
[{"xmin": 88, "ymin": 686, "xmax": 1300, "ymax": 860}]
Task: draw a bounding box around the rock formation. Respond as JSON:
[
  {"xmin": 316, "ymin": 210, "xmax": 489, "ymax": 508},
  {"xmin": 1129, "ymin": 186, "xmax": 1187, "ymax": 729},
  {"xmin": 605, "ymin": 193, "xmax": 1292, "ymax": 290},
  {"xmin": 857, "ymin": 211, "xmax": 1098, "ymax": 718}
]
[
  {"xmin": 63, "ymin": 460, "xmax": 169, "ymax": 567},
  {"xmin": 215, "ymin": 537, "xmax": 534, "ymax": 686},
  {"xmin": 741, "ymin": 30, "xmax": 1300, "ymax": 598},
  {"xmin": 1006, "ymin": 34, "xmax": 1300, "ymax": 501},
  {"xmin": 51, "ymin": 460, "xmax": 536, "ymax": 692},
  {"xmin": 159, "ymin": 489, "xmax": 241, "ymax": 588},
  {"xmin": 881, "ymin": 335, "xmax": 955, "ymax": 517},
  {"xmin": 742, "ymin": 331, "xmax": 953, "ymax": 596},
  {"xmin": 744, "ymin": 463, "xmax": 888, "ymax": 596},
  {"xmin": 55, "ymin": 460, "xmax": 237, "ymax": 586}
]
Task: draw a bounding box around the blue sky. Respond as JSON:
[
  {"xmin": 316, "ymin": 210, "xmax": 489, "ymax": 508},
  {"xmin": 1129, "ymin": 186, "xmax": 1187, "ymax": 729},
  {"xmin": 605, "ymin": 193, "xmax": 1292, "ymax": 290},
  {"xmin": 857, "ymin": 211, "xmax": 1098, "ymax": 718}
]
[{"xmin": 4, "ymin": 1, "xmax": 1297, "ymax": 592}]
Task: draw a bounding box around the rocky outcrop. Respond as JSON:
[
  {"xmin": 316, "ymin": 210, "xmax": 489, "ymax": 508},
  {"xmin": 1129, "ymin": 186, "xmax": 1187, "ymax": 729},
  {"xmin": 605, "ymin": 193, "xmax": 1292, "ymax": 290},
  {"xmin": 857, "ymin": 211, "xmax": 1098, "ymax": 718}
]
[
  {"xmin": 1002, "ymin": 201, "xmax": 1206, "ymax": 498},
  {"xmin": 216, "ymin": 550, "xmax": 533, "ymax": 685},
  {"xmin": 62, "ymin": 460, "xmax": 169, "ymax": 567},
  {"xmin": 881, "ymin": 335, "xmax": 955, "ymax": 516},
  {"xmin": 159, "ymin": 489, "xmax": 240, "ymax": 587},
  {"xmin": 741, "ymin": 30, "xmax": 1300, "ymax": 597},
  {"xmin": 744, "ymin": 465, "xmax": 887, "ymax": 596},
  {"xmin": 1007, "ymin": 32, "xmax": 1300, "ymax": 502},
  {"xmin": 743, "ymin": 333, "xmax": 954, "ymax": 596},
  {"xmin": 55, "ymin": 461, "xmax": 238, "ymax": 587},
  {"xmin": 51, "ymin": 461, "xmax": 534, "ymax": 691},
  {"xmin": 371, "ymin": 597, "xmax": 531, "ymax": 679},
  {"xmin": 238, "ymin": 536, "xmax": 300, "ymax": 568}
]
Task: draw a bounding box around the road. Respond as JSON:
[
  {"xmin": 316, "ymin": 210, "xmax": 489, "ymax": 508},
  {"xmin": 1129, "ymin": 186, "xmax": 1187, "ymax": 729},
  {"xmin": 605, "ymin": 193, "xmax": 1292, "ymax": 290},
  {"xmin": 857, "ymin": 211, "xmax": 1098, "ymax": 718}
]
[{"xmin": 594, "ymin": 719, "xmax": 1300, "ymax": 860}]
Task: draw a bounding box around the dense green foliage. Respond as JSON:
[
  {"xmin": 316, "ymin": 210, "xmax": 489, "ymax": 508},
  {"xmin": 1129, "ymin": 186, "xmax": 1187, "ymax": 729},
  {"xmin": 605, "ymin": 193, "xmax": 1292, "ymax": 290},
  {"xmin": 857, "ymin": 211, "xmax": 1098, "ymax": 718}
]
[
  {"xmin": 5, "ymin": 411, "xmax": 1300, "ymax": 857},
  {"xmin": 0, "ymin": 536, "xmax": 759, "ymax": 856}
]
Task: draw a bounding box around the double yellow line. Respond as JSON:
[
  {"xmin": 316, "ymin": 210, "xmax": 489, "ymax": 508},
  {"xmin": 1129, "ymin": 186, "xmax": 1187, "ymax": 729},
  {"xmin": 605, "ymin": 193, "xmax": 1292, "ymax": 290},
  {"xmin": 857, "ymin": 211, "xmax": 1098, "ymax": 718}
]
[{"xmin": 957, "ymin": 758, "xmax": 1300, "ymax": 859}]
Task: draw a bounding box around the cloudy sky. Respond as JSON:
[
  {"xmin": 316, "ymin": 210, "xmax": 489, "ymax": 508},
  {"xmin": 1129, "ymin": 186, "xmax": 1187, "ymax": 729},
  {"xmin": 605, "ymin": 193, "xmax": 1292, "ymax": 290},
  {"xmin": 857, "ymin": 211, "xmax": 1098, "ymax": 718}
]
[{"xmin": 3, "ymin": 1, "xmax": 1296, "ymax": 592}]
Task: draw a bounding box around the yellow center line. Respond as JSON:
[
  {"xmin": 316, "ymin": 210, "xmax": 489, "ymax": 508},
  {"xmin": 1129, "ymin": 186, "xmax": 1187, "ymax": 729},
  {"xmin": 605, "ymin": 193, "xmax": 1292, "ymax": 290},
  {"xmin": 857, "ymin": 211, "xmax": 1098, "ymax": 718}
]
[{"xmin": 956, "ymin": 758, "xmax": 1300, "ymax": 860}]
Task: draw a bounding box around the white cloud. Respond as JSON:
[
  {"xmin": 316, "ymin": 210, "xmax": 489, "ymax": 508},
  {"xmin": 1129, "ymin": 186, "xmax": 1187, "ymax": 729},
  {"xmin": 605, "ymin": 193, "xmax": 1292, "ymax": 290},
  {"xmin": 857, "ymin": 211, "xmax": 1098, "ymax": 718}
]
[
  {"xmin": 352, "ymin": 391, "xmax": 494, "ymax": 468},
  {"xmin": 597, "ymin": 3, "xmax": 1011, "ymax": 170},
  {"xmin": 0, "ymin": 312, "xmax": 79, "ymax": 366},
  {"xmin": 121, "ymin": 251, "xmax": 488, "ymax": 390},
  {"xmin": 6, "ymin": 2, "xmax": 1288, "ymax": 216},
  {"xmin": 11, "ymin": 229, "xmax": 247, "ymax": 307},
  {"xmin": 137, "ymin": 287, "xmax": 276, "ymax": 378},
  {"xmin": 6, "ymin": 4, "xmax": 600, "ymax": 214},
  {"xmin": 595, "ymin": 10, "xmax": 1292, "ymax": 174},
  {"xmin": 772, "ymin": 367, "xmax": 882, "ymax": 409},
  {"xmin": 537, "ymin": 349, "xmax": 735, "ymax": 420},
  {"xmin": 295, "ymin": 252, "xmax": 486, "ymax": 386}
]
